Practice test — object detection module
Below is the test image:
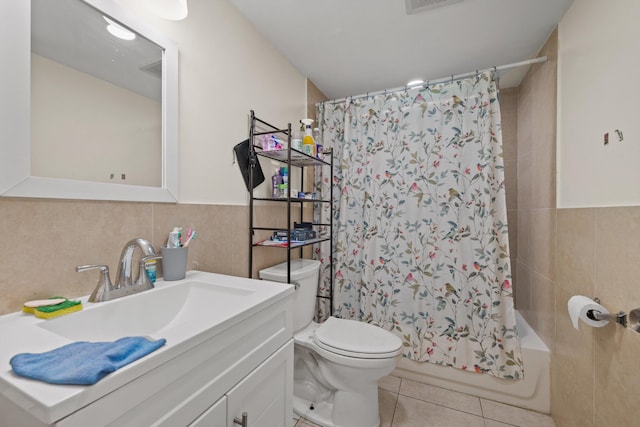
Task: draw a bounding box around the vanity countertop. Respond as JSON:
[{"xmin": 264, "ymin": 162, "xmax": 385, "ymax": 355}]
[{"xmin": 0, "ymin": 271, "xmax": 293, "ymax": 425}]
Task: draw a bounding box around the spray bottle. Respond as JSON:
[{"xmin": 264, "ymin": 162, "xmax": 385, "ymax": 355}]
[{"xmin": 301, "ymin": 118, "xmax": 315, "ymax": 157}]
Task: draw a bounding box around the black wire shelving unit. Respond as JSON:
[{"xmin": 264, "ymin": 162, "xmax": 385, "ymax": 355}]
[{"xmin": 247, "ymin": 110, "xmax": 333, "ymax": 315}]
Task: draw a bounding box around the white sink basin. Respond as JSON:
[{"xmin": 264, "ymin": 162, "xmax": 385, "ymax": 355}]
[
  {"xmin": 0, "ymin": 271, "xmax": 293, "ymax": 425},
  {"xmin": 39, "ymin": 280, "xmax": 254, "ymax": 342}
]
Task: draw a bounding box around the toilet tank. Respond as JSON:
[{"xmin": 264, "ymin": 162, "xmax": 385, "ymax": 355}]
[{"xmin": 259, "ymin": 259, "xmax": 320, "ymax": 332}]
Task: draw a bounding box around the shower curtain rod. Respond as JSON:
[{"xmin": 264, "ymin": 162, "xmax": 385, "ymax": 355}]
[{"xmin": 319, "ymin": 56, "xmax": 547, "ymax": 105}]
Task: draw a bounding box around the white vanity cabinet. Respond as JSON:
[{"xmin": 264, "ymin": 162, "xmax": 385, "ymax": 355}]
[
  {"xmin": 0, "ymin": 272, "xmax": 294, "ymax": 427},
  {"xmin": 190, "ymin": 396, "xmax": 227, "ymax": 426},
  {"xmin": 58, "ymin": 306, "xmax": 294, "ymax": 427},
  {"xmin": 191, "ymin": 342, "xmax": 293, "ymax": 427},
  {"xmin": 226, "ymin": 342, "xmax": 292, "ymax": 427}
]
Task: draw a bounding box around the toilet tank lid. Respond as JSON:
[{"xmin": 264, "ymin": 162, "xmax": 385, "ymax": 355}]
[
  {"xmin": 314, "ymin": 317, "xmax": 403, "ymax": 355},
  {"xmin": 259, "ymin": 259, "xmax": 321, "ymax": 282}
]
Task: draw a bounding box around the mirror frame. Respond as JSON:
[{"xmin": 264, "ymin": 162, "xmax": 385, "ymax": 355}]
[{"xmin": 1, "ymin": 0, "xmax": 179, "ymax": 202}]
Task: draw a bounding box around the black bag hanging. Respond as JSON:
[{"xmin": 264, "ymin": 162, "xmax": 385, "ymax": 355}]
[{"xmin": 233, "ymin": 139, "xmax": 265, "ymax": 191}]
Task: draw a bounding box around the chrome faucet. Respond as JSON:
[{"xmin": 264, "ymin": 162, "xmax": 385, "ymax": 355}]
[
  {"xmin": 77, "ymin": 238, "xmax": 162, "ymax": 302},
  {"xmin": 76, "ymin": 264, "xmax": 114, "ymax": 303},
  {"xmin": 114, "ymin": 238, "xmax": 157, "ymax": 289}
]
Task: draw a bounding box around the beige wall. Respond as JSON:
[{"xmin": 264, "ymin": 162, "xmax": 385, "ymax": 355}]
[
  {"xmin": 553, "ymin": 207, "xmax": 640, "ymax": 426},
  {"xmin": 31, "ymin": 54, "xmax": 162, "ymax": 186},
  {"xmin": 306, "ymin": 79, "xmax": 328, "ymax": 121},
  {"xmin": 557, "ymin": 0, "xmax": 640, "ymax": 207},
  {"xmin": 552, "ymin": 0, "xmax": 640, "ymax": 425},
  {"xmin": 508, "ymin": 17, "xmax": 640, "ymax": 426}
]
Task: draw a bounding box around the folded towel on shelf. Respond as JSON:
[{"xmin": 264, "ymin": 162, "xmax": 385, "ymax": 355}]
[{"xmin": 10, "ymin": 336, "xmax": 166, "ymax": 385}]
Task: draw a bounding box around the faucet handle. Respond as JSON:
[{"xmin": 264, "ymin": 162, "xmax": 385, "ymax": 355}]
[
  {"xmin": 76, "ymin": 264, "xmax": 114, "ymax": 303},
  {"xmin": 134, "ymin": 255, "xmax": 163, "ymax": 289}
]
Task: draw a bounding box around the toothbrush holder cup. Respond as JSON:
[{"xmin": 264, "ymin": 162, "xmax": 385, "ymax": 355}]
[{"xmin": 160, "ymin": 246, "xmax": 189, "ymax": 281}]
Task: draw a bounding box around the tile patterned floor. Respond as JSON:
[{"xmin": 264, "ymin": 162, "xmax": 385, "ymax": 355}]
[{"xmin": 294, "ymin": 375, "xmax": 555, "ymax": 427}]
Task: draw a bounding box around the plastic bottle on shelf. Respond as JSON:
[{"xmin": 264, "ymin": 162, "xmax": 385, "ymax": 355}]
[
  {"xmin": 277, "ymin": 135, "xmax": 287, "ymax": 150},
  {"xmin": 313, "ymin": 127, "xmax": 323, "ymax": 158},
  {"xmin": 282, "ymin": 184, "xmax": 289, "ymax": 198},
  {"xmin": 291, "ymin": 130, "xmax": 303, "ymax": 151},
  {"xmin": 272, "ymin": 169, "xmax": 282, "ymax": 198},
  {"xmin": 280, "ymin": 167, "xmax": 289, "ymax": 197},
  {"xmin": 301, "ymin": 119, "xmax": 316, "ymax": 157}
]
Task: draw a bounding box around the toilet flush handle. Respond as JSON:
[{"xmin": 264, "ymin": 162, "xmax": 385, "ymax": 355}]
[
  {"xmin": 234, "ymin": 412, "xmax": 248, "ymax": 427},
  {"xmin": 291, "ymin": 281, "xmax": 300, "ymax": 290}
]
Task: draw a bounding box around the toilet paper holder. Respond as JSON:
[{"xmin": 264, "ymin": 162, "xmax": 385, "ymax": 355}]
[
  {"xmin": 628, "ymin": 308, "xmax": 640, "ymax": 334},
  {"xmin": 588, "ymin": 298, "xmax": 627, "ymax": 328}
]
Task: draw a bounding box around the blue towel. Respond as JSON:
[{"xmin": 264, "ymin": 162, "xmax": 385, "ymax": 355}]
[{"xmin": 10, "ymin": 336, "xmax": 166, "ymax": 385}]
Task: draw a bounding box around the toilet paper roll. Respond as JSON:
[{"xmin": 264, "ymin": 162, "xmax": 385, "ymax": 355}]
[{"xmin": 568, "ymin": 295, "xmax": 610, "ymax": 330}]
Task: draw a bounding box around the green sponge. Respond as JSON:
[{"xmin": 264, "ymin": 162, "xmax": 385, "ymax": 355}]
[
  {"xmin": 34, "ymin": 299, "xmax": 82, "ymax": 319},
  {"xmin": 23, "ymin": 298, "xmax": 83, "ymax": 319}
]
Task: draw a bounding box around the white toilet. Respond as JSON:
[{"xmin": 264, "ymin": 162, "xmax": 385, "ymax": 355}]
[{"xmin": 260, "ymin": 259, "xmax": 402, "ymax": 427}]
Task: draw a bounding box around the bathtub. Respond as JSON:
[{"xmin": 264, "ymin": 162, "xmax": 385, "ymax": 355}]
[{"xmin": 392, "ymin": 311, "xmax": 550, "ymax": 413}]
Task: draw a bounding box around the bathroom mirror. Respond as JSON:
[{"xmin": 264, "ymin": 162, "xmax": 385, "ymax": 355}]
[{"xmin": 1, "ymin": 0, "xmax": 178, "ymax": 202}]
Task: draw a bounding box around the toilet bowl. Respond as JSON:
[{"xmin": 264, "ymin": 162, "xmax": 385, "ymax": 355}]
[
  {"xmin": 260, "ymin": 260, "xmax": 402, "ymax": 427},
  {"xmin": 293, "ymin": 318, "xmax": 402, "ymax": 427}
]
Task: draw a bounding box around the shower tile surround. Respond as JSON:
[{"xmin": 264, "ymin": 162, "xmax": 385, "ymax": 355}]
[
  {"xmin": 514, "ymin": 30, "xmax": 558, "ymax": 350},
  {"xmin": 2, "ymin": 23, "xmax": 640, "ymax": 427}
]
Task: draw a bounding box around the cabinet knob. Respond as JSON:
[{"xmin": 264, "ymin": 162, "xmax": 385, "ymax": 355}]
[{"xmin": 233, "ymin": 412, "xmax": 248, "ymax": 427}]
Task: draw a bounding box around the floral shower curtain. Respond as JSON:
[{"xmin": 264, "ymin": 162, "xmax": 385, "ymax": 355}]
[{"xmin": 315, "ymin": 71, "xmax": 523, "ymax": 379}]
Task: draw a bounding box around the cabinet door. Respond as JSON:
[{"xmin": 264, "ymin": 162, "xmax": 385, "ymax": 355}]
[
  {"xmin": 227, "ymin": 340, "xmax": 293, "ymax": 427},
  {"xmin": 189, "ymin": 396, "xmax": 226, "ymax": 427}
]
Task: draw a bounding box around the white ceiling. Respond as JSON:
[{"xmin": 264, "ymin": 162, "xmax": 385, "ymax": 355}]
[{"xmin": 229, "ymin": 0, "xmax": 574, "ymax": 100}]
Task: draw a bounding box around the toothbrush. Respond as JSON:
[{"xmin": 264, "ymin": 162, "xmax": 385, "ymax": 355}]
[
  {"xmin": 183, "ymin": 230, "xmax": 197, "ymax": 247},
  {"xmin": 181, "ymin": 228, "xmax": 192, "ymax": 246}
]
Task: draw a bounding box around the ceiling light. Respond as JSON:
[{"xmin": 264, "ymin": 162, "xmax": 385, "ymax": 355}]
[
  {"xmin": 140, "ymin": 0, "xmax": 189, "ymax": 20},
  {"xmin": 407, "ymin": 79, "xmax": 424, "ymax": 87},
  {"xmin": 103, "ymin": 16, "xmax": 136, "ymax": 41}
]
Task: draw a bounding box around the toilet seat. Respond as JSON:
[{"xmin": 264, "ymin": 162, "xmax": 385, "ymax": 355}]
[{"xmin": 313, "ymin": 317, "xmax": 402, "ymax": 359}]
